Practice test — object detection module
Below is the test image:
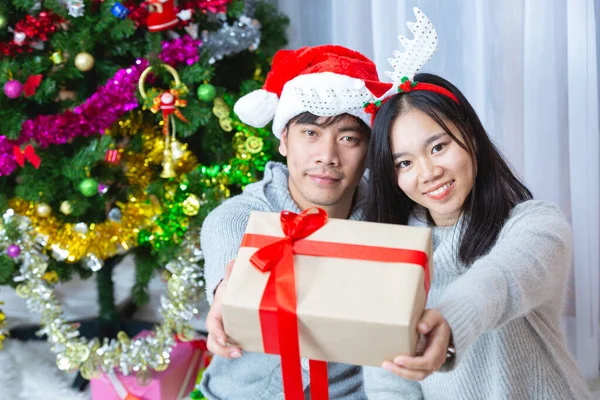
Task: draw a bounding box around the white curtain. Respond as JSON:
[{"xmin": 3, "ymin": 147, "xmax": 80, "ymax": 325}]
[{"xmin": 273, "ymin": 0, "xmax": 600, "ymax": 379}]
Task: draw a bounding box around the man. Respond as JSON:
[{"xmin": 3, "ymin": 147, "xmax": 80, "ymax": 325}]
[{"xmin": 200, "ymin": 45, "xmax": 393, "ymax": 399}]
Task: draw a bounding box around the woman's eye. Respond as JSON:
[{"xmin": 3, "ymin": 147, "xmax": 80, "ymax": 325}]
[
  {"xmin": 432, "ymin": 143, "xmax": 445, "ymax": 153},
  {"xmin": 397, "ymin": 160, "xmax": 412, "ymax": 169}
]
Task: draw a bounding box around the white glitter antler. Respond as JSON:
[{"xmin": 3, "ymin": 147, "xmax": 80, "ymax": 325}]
[{"xmin": 385, "ymin": 7, "xmax": 438, "ymax": 84}]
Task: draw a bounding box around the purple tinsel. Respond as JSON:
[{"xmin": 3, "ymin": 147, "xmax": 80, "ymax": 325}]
[
  {"xmin": 159, "ymin": 35, "xmax": 202, "ymax": 67},
  {"xmin": 0, "ymin": 135, "xmax": 16, "ymax": 176},
  {"xmin": 19, "ymin": 59, "xmax": 148, "ymax": 149}
]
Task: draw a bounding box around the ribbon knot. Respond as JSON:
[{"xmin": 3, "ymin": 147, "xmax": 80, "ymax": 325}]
[{"xmin": 250, "ymin": 208, "xmax": 327, "ymax": 273}]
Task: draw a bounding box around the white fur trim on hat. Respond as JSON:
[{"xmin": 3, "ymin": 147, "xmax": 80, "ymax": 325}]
[
  {"xmin": 233, "ymin": 89, "xmax": 279, "ymax": 128},
  {"xmin": 271, "ymin": 72, "xmax": 373, "ymax": 138}
]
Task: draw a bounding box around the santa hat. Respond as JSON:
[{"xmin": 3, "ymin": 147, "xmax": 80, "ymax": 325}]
[{"xmin": 234, "ymin": 45, "xmax": 393, "ymax": 138}]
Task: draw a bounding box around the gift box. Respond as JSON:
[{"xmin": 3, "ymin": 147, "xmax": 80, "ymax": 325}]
[
  {"xmin": 222, "ymin": 208, "xmax": 432, "ymax": 370},
  {"xmin": 90, "ymin": 331, "xmax": 208, "ymax": 400}
]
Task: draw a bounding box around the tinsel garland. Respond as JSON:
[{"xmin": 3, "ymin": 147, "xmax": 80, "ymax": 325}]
[{"xmin": 2, "ymin": 209, "xmax": 204, "ymax": 380}]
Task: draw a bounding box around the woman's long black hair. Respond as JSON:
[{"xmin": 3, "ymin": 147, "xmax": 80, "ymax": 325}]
[{"xmin": 363, "ymin": 73, "xmax": 533, "ymax": 265}]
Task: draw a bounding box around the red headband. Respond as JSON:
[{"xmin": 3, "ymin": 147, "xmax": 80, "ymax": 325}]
[{"xmin": 364, "ymin": 77, "xmax": 460, "ymax": 126}]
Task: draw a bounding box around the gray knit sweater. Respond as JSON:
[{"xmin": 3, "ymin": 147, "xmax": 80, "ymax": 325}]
[
  {"xmin": 364, "ymin": 201, "xmax": 591, "ymax": 400},
  {"xmin": 199, "ymin": 161, "xmax": 368, "ymax": 399}
]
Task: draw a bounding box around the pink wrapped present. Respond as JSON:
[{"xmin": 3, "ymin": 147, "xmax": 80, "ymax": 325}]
[{"xmin": 90, "ymin": 331, "xmax": 207, "ymax": 400}]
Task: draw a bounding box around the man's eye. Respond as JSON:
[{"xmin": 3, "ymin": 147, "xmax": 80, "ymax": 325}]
[
  {"xmin": 304, "ymin": 130, "xmax": 317, "ymax": 136},
  {"xmin": 341, "ymin": 136, "xmax": 359, "ymax": 143}
]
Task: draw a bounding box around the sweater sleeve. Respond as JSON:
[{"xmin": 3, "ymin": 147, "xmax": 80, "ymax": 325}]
[
  {"xmin": 363, "ymin": 366, "xmax": 423, "ymax": 399},
  {"xmin": 200, "ymin": 196, "xmax": 270, "ymax": 304},
  {"xmin": 435, "ymin": 200, "xmax": 572, "ymax": 367}
]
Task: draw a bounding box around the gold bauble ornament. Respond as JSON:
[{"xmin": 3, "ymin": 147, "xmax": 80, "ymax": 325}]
[
  {"xmin": 36, "ymin": 203, "xmax": 52, "ymax": 217},
  {"xmin": 74, "ymin": 52, "xmax": 95, "ymax": 72},
  {"xmin": 60, "ymin": 201, "xmax": 73, "ymax": 215},
  {"xmin": 181, "ymin": 194, "xmax": 200, "ymax": 216}
]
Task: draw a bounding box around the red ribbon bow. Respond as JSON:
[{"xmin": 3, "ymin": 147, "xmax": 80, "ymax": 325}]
[{"xmin": 13, "ymin": 144, "xmax": 41, "ymax": 169}]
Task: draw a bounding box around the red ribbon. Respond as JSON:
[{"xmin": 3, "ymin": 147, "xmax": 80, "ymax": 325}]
[
  {"xmin": 241, "ymin": 208, "xmax": 430, "ymax": 400},
  {"xmin": 13, "ymin": 144, "xmax": 41, "ymax": 169}
]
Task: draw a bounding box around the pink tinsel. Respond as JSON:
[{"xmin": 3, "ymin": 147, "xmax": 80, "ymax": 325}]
[{"xmin": 160, "ymin": 35, "xmax": 202, "ymax": 67}]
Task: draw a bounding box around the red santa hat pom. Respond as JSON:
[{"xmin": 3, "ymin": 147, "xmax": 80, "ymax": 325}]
[{"xmin": 233, "ymin": 89, "xmax": 279, "ymax": 128}]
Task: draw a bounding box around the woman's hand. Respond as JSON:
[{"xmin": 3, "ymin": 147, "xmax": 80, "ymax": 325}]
[{"xmin": 383, "ymin": 309, "xmax": 453, "ymax": 381}]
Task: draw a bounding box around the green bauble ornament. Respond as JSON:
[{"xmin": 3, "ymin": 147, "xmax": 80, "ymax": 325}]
[
  {"xmin": 79, "ymin": 178, "xmax": 98, "ymax": 197},
  {"xmin": 197, "ymin": 83, "xmax": 216, "ymax": 102},
  {"xmin": 0, "ymin": 15, "xmax": 7, "ymax": 30}
]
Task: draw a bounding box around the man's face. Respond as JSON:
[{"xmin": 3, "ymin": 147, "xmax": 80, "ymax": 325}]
[{"xmin": 279, "ymin": 114, "xmax": 369, "ymax": 212}]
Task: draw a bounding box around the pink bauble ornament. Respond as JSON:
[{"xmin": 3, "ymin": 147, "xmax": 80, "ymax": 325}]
[
  {"xmin": 7, "ymin": 244, "xmax": 21, "ymax": 258},
  {"xmin": 4, "ymin": 80, "xmax": 23, "ymax": 99}
]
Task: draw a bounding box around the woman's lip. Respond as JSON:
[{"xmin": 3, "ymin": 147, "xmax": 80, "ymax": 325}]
[
  {"xmin": 424, "ymin": 180, "xmax": 455, "ymax": 200},
  {"xmin": 424, "ymin": 180, "xmax": 454, "ymax": 195}
]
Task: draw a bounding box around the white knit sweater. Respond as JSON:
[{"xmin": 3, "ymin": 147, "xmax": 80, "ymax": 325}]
[{"xmin": 364, "ymin": 201, "xmax": 591, "ymax": 399}]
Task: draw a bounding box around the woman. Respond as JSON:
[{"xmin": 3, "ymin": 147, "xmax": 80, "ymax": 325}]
[{"xmin": 361, "ymin": 72, "xmax": 591, "ymax": 399}]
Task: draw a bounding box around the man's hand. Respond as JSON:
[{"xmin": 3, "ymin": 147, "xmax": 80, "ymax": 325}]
[
  {"xmin": 206, "ymin": 260, "xmax": 242, "ymax": 359},
  {"xmin": 382, "ymin": 309, "xmax": 452, "ymax": 380}
]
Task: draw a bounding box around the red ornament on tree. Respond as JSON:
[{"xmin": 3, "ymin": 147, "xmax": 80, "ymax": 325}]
[
  {"xmin": 146, "ymin": 0, "xmax": 179, "ymax": 32},
  {"xmin": 105, "ymin": 149, "xmax": 121, "ymax": 165},
  {"xmin": 23, "ymin": 74, "xmax": 43, "ymax": 97},
  {"xmin": 0, "ymin": 12, "xmax": 62, "ymax": 58}
]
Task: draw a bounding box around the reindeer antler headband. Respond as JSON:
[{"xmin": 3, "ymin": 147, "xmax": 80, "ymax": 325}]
[{"xmin": 364, "ymin": 8, "xmax": 459, "ymax": 125}]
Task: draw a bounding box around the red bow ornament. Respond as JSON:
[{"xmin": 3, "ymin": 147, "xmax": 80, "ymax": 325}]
[{"xmin": 13, "ymin": 144, "xmax": 41, "ymax": 169}]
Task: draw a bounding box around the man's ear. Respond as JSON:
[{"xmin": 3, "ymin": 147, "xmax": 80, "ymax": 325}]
[{"xmin": 278, "ymin": 129, "xmax": 288, "ymax": 157}]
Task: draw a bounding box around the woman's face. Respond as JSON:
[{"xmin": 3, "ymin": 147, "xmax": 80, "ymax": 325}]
[{"xmin": 390, "ymin": 108, "xmax": 475, "ymax": 226}]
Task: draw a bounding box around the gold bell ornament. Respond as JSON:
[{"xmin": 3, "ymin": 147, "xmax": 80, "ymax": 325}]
[{"xmin": 138, "ymin": 64, "xmax": 189, "ymax": 179}]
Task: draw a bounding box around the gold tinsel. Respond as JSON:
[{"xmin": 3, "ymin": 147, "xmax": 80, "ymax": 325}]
[{"xmin": 9, "ymin": 197, "xmax": 155, "ymax": 263}]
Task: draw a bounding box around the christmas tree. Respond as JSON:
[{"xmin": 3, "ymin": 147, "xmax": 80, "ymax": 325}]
[{"xmin": 0, "ymin": 0, "xmax": 287, "ymax": 380}]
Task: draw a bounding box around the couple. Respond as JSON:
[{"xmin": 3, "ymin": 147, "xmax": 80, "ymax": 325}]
[{"xmin": 198, "ymin": 8, "xmax": 591, "ymax": 400}]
